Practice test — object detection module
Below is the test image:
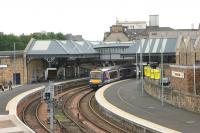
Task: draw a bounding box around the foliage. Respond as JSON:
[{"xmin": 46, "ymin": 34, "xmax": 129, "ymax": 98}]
[{"xmin": 0, "ymin": 32, "xmax": 66, "ymax": 51}]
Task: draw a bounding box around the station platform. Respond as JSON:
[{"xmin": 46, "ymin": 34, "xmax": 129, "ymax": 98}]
[
  {"xmin": 95, "ymin": 79, "xmax": 200, "ymax": 133},
  {"xmin": 0, "ymin": 78, "xmax": 88, "ymax": 132},
  {"xmin": 0, "ymin": 84, "xmax": 45, "ymax": 133}
]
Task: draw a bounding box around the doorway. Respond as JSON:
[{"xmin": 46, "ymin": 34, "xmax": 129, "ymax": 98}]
[{"xmin": 13, "ymin": 73, "xmax": 21, "ymax": 84}]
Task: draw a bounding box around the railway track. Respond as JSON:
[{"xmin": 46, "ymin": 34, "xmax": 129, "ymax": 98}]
[
  {"xmin": 20, "ymin": 80, "xmax": 129, "ymax": 133},
  {"xmin": 55, "ymin": 86, "xmax": 89, "ymax": 133},
  {"xmin": 80, "ymin": 91, "xmax": 129, "ymax": 133},
  {"xmin": 61, "ymin": 87, "xmax": 129, "ymax": 133},
  {"xmin": 22, "ymin": 98, "xmax": 51, "ymax": 133}
]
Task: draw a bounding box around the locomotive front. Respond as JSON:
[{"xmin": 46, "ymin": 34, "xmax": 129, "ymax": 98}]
[{"xmin": 89, "ymin": 70, "xmax": 104, "ymax": 90}]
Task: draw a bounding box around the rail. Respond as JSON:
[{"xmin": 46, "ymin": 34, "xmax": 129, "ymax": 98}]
[{"xmin": 5, "ymin": 77, "xmax": 89, "ymax": 133}]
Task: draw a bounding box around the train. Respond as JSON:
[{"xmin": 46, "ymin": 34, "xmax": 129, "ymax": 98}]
[{"xmin": 89, "ymin": 65, "xmax": 136, "ymax": 90}]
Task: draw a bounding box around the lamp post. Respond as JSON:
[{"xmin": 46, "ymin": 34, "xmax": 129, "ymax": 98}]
[
  {"xmin": 148, "ymin": 36, "xmax": 151, "ymax": 65},
  {"xmin": 136, "ymin": 52, "xmax": 138, "ymax": 79},
  {"xmin": 161, "ymin": 37, "xmax": 164, "ymax": 106},
  {"xmin": 139, "ymin": 37, "xmax": 144, "ymax": 96}
]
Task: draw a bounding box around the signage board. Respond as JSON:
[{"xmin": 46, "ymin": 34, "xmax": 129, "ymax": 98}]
[
  {"xmin": 0, "ymin": 65, "xmax": 7, "ymax": 68},
  {"xmin": 171, "ymin": 71, "xmax": 184, "ymax": 78}
]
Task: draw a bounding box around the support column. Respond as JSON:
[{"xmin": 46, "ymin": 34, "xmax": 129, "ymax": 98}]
[
  {"xmin": 103, "ymin": 63, "xmax": 105, "ymax": 67},
  {"xmin": 77, "ymin": 65, "xmax": 80, "ymax": 77},
  {"xmin": 63, "ymin": 68, "xmax": 66, "ymax": 80},
  {"xmin": 74, "ymin": 65, "xmax": 77, "ymax": 77}
]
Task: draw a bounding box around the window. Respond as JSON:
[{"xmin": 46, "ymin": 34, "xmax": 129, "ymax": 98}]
[
  {"xmin": 90, "ymin": 72, "xmax": 102, "ymax": 79},
  {"xmin": 109, "ymin": 71, "xmax": 118, "ymax": 79}
]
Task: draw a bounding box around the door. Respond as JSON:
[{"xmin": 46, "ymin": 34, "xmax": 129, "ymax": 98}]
[{"xmin": 13, "ymin": 73, "xmax": 21, "ymax": 84}]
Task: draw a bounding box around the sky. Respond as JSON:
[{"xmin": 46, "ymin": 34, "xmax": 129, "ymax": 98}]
[{"xmin": 0, "ymin": 0, "xmax": 200, "ymax": 41}]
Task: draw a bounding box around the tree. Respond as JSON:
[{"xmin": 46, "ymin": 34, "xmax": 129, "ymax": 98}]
[{"xmin": 0, "ymin": 32, "xmax": 66, "ymax": 51}]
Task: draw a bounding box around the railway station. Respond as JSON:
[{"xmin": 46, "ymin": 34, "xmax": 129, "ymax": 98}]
[{"xmin": 1, "ymin": 12, "xmax": 200, "ymax": 132}]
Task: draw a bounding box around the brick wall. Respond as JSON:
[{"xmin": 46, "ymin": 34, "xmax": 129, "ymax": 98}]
[{"xmin": 169, "ymin": 65, "xmax": 200, "ymax": 95}]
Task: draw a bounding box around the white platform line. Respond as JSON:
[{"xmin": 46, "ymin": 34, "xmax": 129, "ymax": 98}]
[{"xmin": 0, "ymin": 127, "xmax": 23, "ymax": 133}]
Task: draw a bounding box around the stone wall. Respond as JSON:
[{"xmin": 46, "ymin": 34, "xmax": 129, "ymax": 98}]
[
  {"xmin": 0, "ymin": 56, "xmax": 25, "ymax": 85},
  {"xmin": 144, "ymin": 81, "xmax": 200, "ymax": 113},
  {"xmin": 27, "ymin": 59, "xmax": 45, "ymax": 83}
]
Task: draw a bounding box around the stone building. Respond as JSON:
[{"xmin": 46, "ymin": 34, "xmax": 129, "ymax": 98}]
[
  {"xmin": 165, "ymin": 36, "xmax": 200, "ymax": 95},
  {"xmin": 176, "ymin": 36, "xmax": 200, "ymax": 65},
  {"xmin": 0, "ymin": 51, "xmax": 26, "ymax": 85},
  {"xmin": 103, "ymin": 25, "xmax": 130, "ymax": 42},
  {"xmin": 104, "ymin": 15, "xmax": 200, "ymax": 42}
]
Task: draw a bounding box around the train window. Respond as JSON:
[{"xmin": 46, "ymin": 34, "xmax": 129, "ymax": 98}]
[
  {"xmin": 109, "ymin": 71, "xmax": 118, "ymax": 79},
  {"xmin": 103, "ymin": 72, "xmax": 108, "ymax": 80},
  {"xmin": 90, "ymin": 72, "xmax": 102, "ymax": 79}
]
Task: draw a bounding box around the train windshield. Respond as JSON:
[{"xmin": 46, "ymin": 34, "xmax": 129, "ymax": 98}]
[{"xmin": 90, "ymin": 72, "xmax": 102, "ymax": 79}]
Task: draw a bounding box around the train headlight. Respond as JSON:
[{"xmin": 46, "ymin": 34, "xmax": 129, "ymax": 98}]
[{"xmin": 89, "ymin": 79, "xmax": 102, "ymax": 84}]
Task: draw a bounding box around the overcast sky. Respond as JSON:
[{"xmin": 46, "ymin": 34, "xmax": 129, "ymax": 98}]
[{"xmin": 0, "ymin": 0, "xmax": 200, "ymax": 41}]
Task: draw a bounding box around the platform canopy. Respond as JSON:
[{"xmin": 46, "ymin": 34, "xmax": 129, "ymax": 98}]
[
  {"xmin": 26, "ymin": 39, "xmax": 99, "ymax": 59},
  {"xmin": 123, "ymin": 38, "xmax": 177, "ymax": 56}
]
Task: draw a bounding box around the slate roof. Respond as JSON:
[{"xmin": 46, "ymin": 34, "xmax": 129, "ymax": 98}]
[{"xmin": 27, "ymin": 40, "xmax": 98, "ymax": 55}]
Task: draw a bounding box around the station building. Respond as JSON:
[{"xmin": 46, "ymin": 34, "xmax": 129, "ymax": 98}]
[
  {"xmin": 0, "ymin": 50, "xmax": 26, "ymax": 85},
  {"xmin": 0, "ymin": 38, "xmax": 176, "ymax": 84},
  {"xmin": 0, "ymin": 34, "xmax": 200, "ymax": 95}
]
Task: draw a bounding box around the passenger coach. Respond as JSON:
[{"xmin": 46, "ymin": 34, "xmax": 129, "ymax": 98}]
[
  {"xmin": 89, "ymin": 67, "xmax": 119, "ymax": 90},
  {"xmin": 89, "ymin": 65, "xmax": 136, "ymax": 90}
]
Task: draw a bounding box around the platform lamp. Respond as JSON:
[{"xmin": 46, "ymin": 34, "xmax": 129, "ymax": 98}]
[
  {"xmin": 161, "ymin": 36, "xmax": 164, "ymax": 106},
  {"xmin": 13, "ymin": 42, "xmax": 16, "ymax": 86},
  {"xmin": 139, "ymin": 36, "xmax": 144, "ymax": 96}
]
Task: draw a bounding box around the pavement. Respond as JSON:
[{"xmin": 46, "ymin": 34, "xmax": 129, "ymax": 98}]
[
  {"xmin": 103, "ymin": 79, "xmax": 200, "ymax": 133},
  {"xmin": 0, "ymin": 83, "xmax": 45, "ymax": 115}
]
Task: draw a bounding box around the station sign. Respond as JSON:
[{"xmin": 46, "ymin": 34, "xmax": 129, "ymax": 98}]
[
  {"xmin": 0, "ymin": 65, "xmax": 7, "ymax": 68},
  {"xmin": 171, "ymin": 71, "xmax": 184, "ymax": 78}
]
